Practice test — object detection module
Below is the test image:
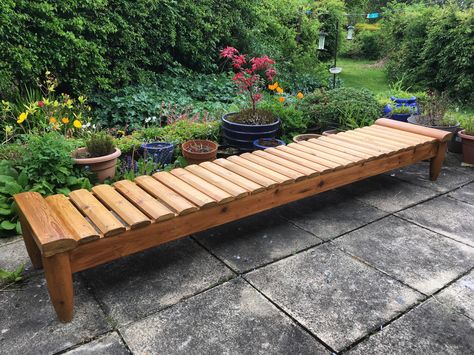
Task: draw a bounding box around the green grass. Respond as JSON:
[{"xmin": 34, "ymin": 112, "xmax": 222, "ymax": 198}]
[{"xmin": 337, "ymin": 58, "xmax": 389, "ymax": 95}]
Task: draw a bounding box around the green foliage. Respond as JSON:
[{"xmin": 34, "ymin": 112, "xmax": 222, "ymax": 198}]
[
  {"xmin": 86, "ymin": 133, "xmax": 115, "ymax": 157},
  {"xmin": 0, "ymin": 264, "xmax": 25, "ymax": 285},
  {"xmin": 21, "ymin": 132, "xmax": 92, "ymax": 195},
  {"xmin": 92, "ymin": 72, "xmax": 235, "ymax": 129},
  {"xmin": 460, "ymin": 114, "xmax": 474, "ymax": 135},
  {"xmin": 349, "ymin": 29, "xmax": 383, "ymax": 60},
  {"xmin": 299, "ymin": 87, "xmax": 381, "ymax": 129},
  {"xmin": 0, "ymin": 160, "xmax": 27, "ymax": 236},
  {"xmin": 259, "ymin": 99, "xmax": 309, "ymax": 141},
  {"xmin": 381, "ymin": 3, "xmax": 473, "ymax": 102}
]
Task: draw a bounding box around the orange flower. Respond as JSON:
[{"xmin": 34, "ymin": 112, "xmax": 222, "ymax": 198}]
[
  {"xmin": 61, "ymin": 117, "xmax": 69, "ymax": 124},
  {"xmin": 296, "ymin": 92, "xmax": 304, "ymax": 99},
  {"xmin": 49, "ymin": 117, "xmax": 57, "ymax": 124},
  {"xmin": 278, "ymin": 96, "xmax": 285, "ymax": 103},
  {"xmin": 268, "ymin": 82, "xmax": 279, "ymax": 91},
  {"xmin": 276, "ymin": 86, "xmax": 283, "ymax": 94}
]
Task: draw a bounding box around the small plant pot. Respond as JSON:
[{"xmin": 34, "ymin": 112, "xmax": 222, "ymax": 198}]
[
  {"xmin": 389, "ymin": 113, "xmax": 411, "ymax": 122},
  {"xmin": 182, "ymin": 140, "xmax": 218, "ymax": 165},
  {"xmin": 141, "ymin": 142, "xmax": 174, "ymax": 165},
  {"xmin": 322, "ymin": 129, "xmax": 341, "ymax": 136},
  {"xmin": 217, "ymin": 145, "xmax": 240, "ymax": 159},
  {"xmin": 73, "ymin": 147, "xmax": 121, "ymax": 183},
  {"xmin": 253, "ymin": 138, "xmax": 286, "ymax": 150},
  {"xmin": 293, "ymin": 134, "xmax": 322, "ymax": 143},
  {"xmin": 458, "ymin": 130, "xmax": 474, "ymax": 165},
  {"xmin": 408, "ymin": 115, "xmax": 461, "ymax": 153}
]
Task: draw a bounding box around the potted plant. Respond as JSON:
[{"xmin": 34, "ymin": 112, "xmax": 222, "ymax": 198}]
[
  {"xmin": 182, "ymin": 139, "xmax": 218, "ymax": 165},
  {"xmin": 293, "ymin": 133, "xmax": 322, "ymax": 143},
  {"xmin": 389, "ymin": 104, "xmax": 417, "ymax": 122},
  {"xmin": 458, "ymin": 115, "xmax": 474, "ymax": 165},
  {"xmin": 253, "ymin": 138, "xmax": 286, "ymax": 150},
  {"xmin": 73, "ymin": 133, "xmax": 121, "ymax": 182},
  {"xmin": 219, "ymin": 47, "xmax": 280, "ymax": 151},
  {"xmin": 407, "ymin": 91, "xmax": 461, "ymax": 153},
  {"xmin": 141, "ymin": 142, "xmax": 174, "ymax": 165}
]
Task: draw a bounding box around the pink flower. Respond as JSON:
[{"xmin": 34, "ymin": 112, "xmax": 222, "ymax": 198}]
[
  {"xmin": 265, "ymin": 67, "xmax": 276, "ymax": 82},
  {"xmin": 220, "ymin": 46, "xmax": 239, "ymax": 59},
  {"xmin": 37, "ymin": 101, "xmax": 45, "ymax": 107}
]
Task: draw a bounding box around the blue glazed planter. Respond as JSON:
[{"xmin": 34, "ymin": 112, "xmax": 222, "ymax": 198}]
[
  {"xmin": 221, "ymin": 112, "xmax": 280, "ymax": 151},
  {"xmin": 253, "ymin": 138, "xmax": 286, "ymax": 150},
  {"xmin": 141, "ymin": 142, "xmax": 174, "ymax": 165},
  {"xmin": 384, "ymin": 96, "xmax": 419, "ymax": 122}
]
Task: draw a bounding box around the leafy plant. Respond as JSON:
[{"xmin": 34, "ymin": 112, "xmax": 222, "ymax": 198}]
[
  {"xmin": 0, "ymin": 264, "xmax": 25, "ymax": 285},
  {"xmin": 460, "ymin": 114, "xmax": 474, "ymax": 135},
  {"xmin": 0, "ymin": 160, "xmax": 27, "ymax": 236},
  {"xmin": 86, "ymin": 133, "xmax": 115, "ymax": 158}
]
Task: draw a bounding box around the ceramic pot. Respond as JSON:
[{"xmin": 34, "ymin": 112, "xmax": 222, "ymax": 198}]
[
  {"xmin": 292, "ymin": 133, "xmax": 322, "ymax": 143},
  {"xmin": 73, "ymin": 148, "xmax": 121, "ymax": 182},
  {"xmin": 182, "ymin": 140, "xmax": 218, "ymax": 165},
  {"xmin": 458, "ymin": 130, "xmax": 474, "ymax": 165}
]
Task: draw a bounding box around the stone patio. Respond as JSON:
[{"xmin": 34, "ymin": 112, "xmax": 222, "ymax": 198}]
[{"xmin": 1, "ymin": 153, "xmax": 473, "ymax": 354}]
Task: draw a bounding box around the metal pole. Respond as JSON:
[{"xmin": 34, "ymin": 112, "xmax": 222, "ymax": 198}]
[{"xmin": 333, "ymin": 20, "xmax": 338, "ymax": 89}]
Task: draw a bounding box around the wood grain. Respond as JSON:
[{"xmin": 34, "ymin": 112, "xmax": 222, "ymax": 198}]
[
  {"xmin": 213, "ymin": 158, "xmax": 279, "ymax": 188},
  {"xmin": 375, "ymin": 118, "xmax": 453, "ymax": 142},
  {"xmin": 240, "ymin": 152, "xmax": 306, "ymax": 181},
  {"xmin": 276, "ymin": 145, "xmax": 342, "ymax": 169},
  {"xmin": 228, "ymin": 155, "xmax": 294, "ymax": 184},
  {"xmin": 252, "ymin": 150, "xmax": 319, "ymax": 177}
]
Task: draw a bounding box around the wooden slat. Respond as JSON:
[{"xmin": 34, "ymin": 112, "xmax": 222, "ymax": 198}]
[
  {"xmin": 135, "ymin": 175, "xmax": 199, "ymax": 215},
  {"xmin": 227, "ymin": 155, "xmax": 294, "ymax": 185},
  {"xmin": 300, "ymin": 140, "xmax": 365, "ymax": 163},
  {"xmin": 14, "ymin": 192, "xmax": 77, "ymax": 256},
  {"xmin": 92, "ymin": 184, "xmax": 151, "ymax": 229},
  {"xmin": 170, "ymin": 168, "xmax": 234, "ymax": 204},
  {"xmin": 360, "ymin": 126, "xmax": 428, "ymax": 145},
  {"xmin": 213, "ymin": 158, "xmax": 279, "ymax": 188},
  {"xmin": 276, "ymin": 145, "xmax": 342, "ymax": 169},
  {"xmin": 375, "ymin": 118, "xmax": 452, "ymax": 142},
  {"xmin": 185, "ymin": 165, "xmax": 248, "ymax": 199},
  {"xmin": 330, "ymin": 133, "xmax": 396, "ymax": 153},
  {"xmin": 153, "ymin": 172, "xmax": 217, "ymax": 208},
  {"xmin": 265, "ymin": 147, "xmax": 332, "ymax": 172},
  {"xmin": 114, "ymin": 180, "xmax": 175, "ymax": 222},
  {"xmin": 200, "ymin": 161, "xmax": 266, "ymax": 194},
  {"xmin": 240, "ymin": 153, "xmax": 306, "ymax": 181},
  {"xmin": 308, "ymin": 138, "xmax": 373, "ymax": 160},
  {"xmin": 342, "ymin": 131, "xmax": 409, "ymax": 150},
  {"xmin": 319, "ymin": 135, "xmax": 389, "ymax": 156},
  {"xmin": 69, "ymin": 189, "xmax": 126, "ymax": 237},
  {"xmin": 368, "ymin": 125, "xmax": 435, "ymax": 143},
  {"xmin": 46, "ymin": 195, "xmax": 100, "ymax": 244},
  {"xmin": 252, "ymin": 150, "xmax": 319, "ymax": 177},
  {"xmin": 289, "ymin": 142, "xmax": 354, "ymax": 166}
]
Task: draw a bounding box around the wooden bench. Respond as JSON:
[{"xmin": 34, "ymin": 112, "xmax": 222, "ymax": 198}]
[{"xmin": 14, "ymin": 119, "xmax": 452, "ymax": 322}]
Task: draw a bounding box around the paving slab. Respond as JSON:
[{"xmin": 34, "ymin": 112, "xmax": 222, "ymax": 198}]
[
  {"xmin": 435, "ymin": 270, "xmax": 474, "ymax": 320},
  {"xmin": 0, "ymin": 239, "xmax": 36, "ymax": 278},
  {"xmin": 195, "ymin": 210, "xmax": 322, "ymax": 273},
  {"xmin": 397, "ymin": 195, "xmax": 474, "ymax": 247},
  {"xmin": 349, "ymin": 299, "xmax": 474, "ymax": 354},
  {"xmin": 122, "ymin": 278, "xmax": 329, "ymax": 355},
  {"xmin": 0, "ymin": 275, "xmax": 110, "ymax": 355},
  {"xmin": 334, "ymin": 216, "xmax": 474, "ymax": 295},
  {"xmin": 0, "ymin": 234, "xmax": 21, "ymax": 247},
  {"xmin": 340, "ymin": 175, "xmax": 439, "ymax": 213},
  {"xmin": 245, "ymin": 244, "xmax": 423, "ymax": 352},
  {"xmin": 81, "ymin": 238, "xmax": 234, "ymax": 326},
  {"xmin": 278, "ymin": 190, "xmax": 387, "ymax": 240},
  {"xmin": 388, "ymin": 160, "xmax": 474, "ymax": 192},
  {"xmin": 63, "ymin": 332, "xmax": 130, "ymax": 355},
  {"xmin": 449, "ymin": 182, "xmax": 474, "ymax": 205}
]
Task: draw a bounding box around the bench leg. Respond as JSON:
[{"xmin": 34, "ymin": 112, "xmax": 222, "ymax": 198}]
[
  {"xmin": 430, "ymin": 141, "xmax": 448, "ymax": 181},
  {"xmin": 19, "ymin": 216, "xmax": 43, "ymax": 269},
  {"xmin": 43, "ymin": 252, "xmax": 74, "ymax": 323}
]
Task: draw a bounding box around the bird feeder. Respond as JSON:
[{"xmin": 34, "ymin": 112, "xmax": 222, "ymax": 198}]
[
  {"xmin": 347, "ymin": 25, "xmax": 354, "ymax": 40},
  {"xmin": 318, "ymin": 31, "xmax": 328, "ymax": 50}
]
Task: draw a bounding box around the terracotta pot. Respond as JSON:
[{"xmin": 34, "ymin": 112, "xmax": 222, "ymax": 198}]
[
  {"xmin": 182, "ymin": 140, "xmax": 218, "ymax": 165},
  {"xmin": 322, "ymin": 129, "xmax": 341, "ymax": 136},
  {"xmin": 73, "ymin": 147, "xmax": 121, "ymax": 182},
  {"xmin": 292, "ymin": 133, "xmax": 322, "ymax": 143},
  {"xmin": 458, "ymin": 130, "xmax": 474, "ymax": 165}
]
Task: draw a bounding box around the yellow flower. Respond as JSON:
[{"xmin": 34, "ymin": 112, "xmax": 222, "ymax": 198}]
[
  {"xmin": 49, "ymin": 117, "xmax": 57, "ymax": 124},
  {"xmin": 17, "ymin": 112, "xmax": 28, "ymax": 124},
  {"xmin": 61, "ymin": 117, "xmax": 69, "ymax": 124},
  {"xmin": 297, "ymin": 92, "xmax": 304, "ymax": 99},
  {"xmin": 278, "ymin": 96, "xmax": 285, "ymax": 103},
  {"xmin": 268, "ymin": 82, "xmax": 279, "ymax": 91},
  {"xmin": 276, "ymin": 86, "xmax": 284, "ymax": 94},
  {"xmin": 73, "ymin": 119, "xmax": 82, "ymax": 128}
]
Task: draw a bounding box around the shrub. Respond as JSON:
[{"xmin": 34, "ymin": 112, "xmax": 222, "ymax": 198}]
[
  {"xmin": 381, "ymin": 3, "xmax": 473, "ymax": 102},
  {"xmin": 299, "ymin": 87, "xmax": 381, "ymax": 130},
  {"xmin": 86, "ymin": 133, "xmax": 115, "ymax": 157}
]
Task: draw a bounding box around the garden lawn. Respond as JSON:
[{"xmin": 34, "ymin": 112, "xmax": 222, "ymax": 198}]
[{"xmin": 338, "ymin": 58, "xmax": 389, "ymax": 95}]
